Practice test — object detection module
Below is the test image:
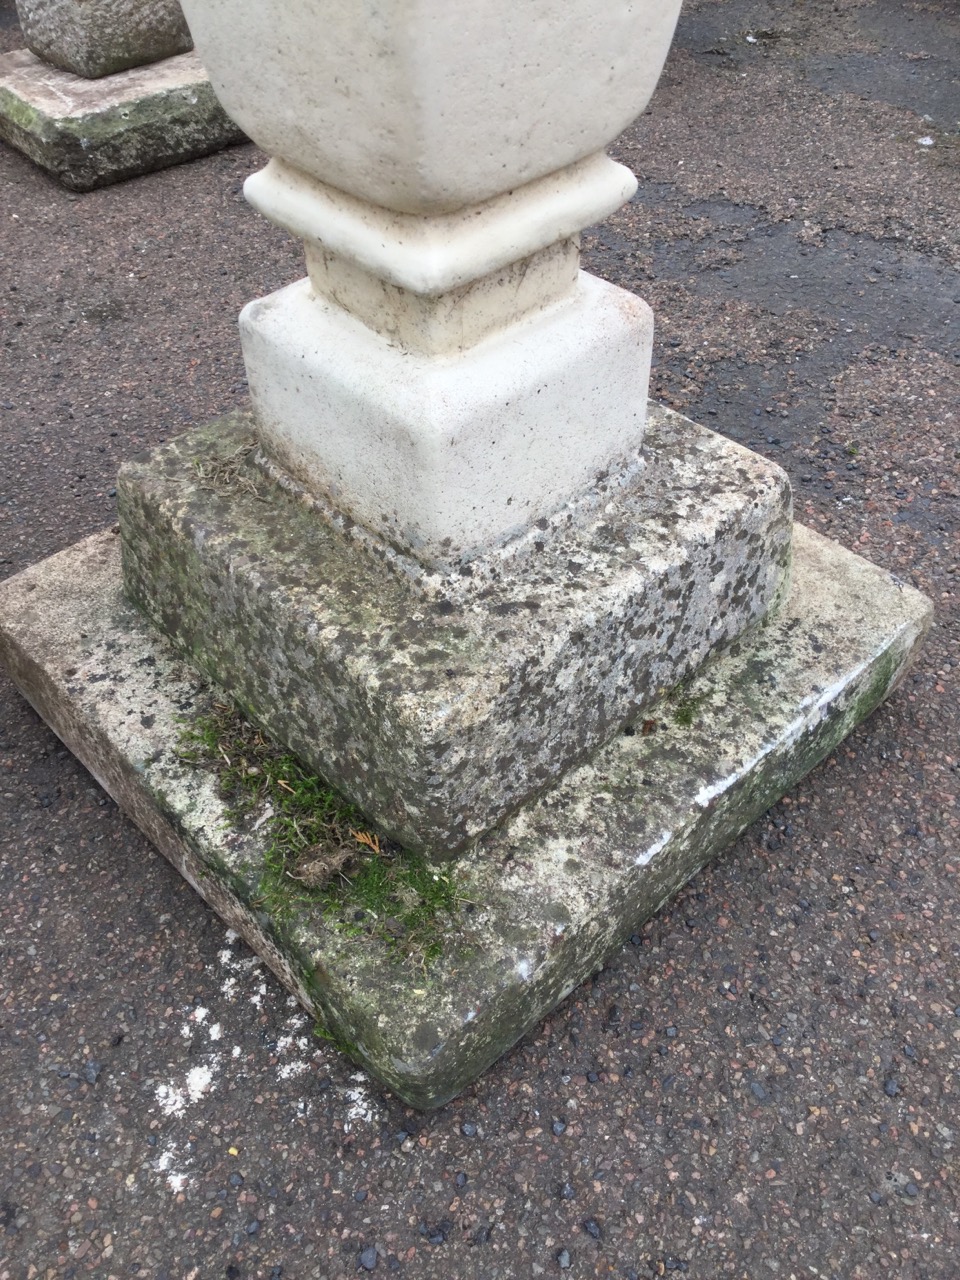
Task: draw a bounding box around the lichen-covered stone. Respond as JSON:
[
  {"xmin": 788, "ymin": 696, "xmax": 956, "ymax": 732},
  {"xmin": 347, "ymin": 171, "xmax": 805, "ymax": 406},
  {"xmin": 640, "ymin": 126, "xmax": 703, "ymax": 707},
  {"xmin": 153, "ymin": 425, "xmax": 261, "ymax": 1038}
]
[
  {"xmin": 16, "ymin": 0, "xmax": 192, "ymax": 79},
  {"xmin": 0, "ymin": 49, "xmax": 244, "ymax": 191},
  {"xmin": 0, "ymin": 526, "xmax": 931, "ymax": 1108},
  {"xmin": 117, "ymin": 406, "xmax": 793, "ymax": 856}
]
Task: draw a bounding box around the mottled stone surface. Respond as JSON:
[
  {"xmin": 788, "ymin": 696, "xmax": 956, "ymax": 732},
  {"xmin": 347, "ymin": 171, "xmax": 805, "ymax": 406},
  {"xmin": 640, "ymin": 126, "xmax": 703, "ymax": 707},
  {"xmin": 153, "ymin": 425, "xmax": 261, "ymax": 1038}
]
[
  {"xmin": 117, "ymin": 407, "xmax": 793, "ymax": 855},
  {"xmin": 0, "ymin": 526, "xmax": 931, "ymax": 1108},
  {"xmin": 0, "ymin": 49, "xmax": 244, "ymax": 190},
  {"xmin": 16, "ymin": 0, "xmax": 192, "ymax": 79}
]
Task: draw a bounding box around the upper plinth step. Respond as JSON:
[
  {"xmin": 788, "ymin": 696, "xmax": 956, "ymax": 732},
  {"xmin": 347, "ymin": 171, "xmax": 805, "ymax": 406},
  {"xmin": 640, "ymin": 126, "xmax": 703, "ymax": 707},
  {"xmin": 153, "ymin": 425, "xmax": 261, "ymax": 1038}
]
[{"xmin": 116, "ymin": 405, "xmax": 792, "ymax": 856}]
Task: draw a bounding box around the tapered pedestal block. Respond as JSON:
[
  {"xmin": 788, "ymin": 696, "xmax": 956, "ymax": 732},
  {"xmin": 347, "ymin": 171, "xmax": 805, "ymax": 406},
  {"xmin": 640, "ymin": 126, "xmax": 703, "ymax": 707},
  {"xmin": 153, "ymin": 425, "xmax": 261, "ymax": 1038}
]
[
  {"xmin": 0, "ymin": 48, "xmax": 244, "ymax": 190},
  {"xmin": 240, "ymin": 273, "xmax": 655, "ymax": 568},
  {"xmin": 116, "ymin": 407, "xmax": 793, "ymax": 855},
  {"xmin": 16, "ymin": 0, "xmax": 192, "ymax": 79},
  {"xmin": 0, "ymin": 524, "xmax": 931, "ymax": 1108}
]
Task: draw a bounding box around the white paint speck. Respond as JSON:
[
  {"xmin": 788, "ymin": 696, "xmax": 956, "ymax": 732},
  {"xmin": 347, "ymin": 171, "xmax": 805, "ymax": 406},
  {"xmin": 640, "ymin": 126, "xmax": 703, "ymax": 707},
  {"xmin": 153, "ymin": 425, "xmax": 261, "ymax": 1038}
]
[
  {"xmin": 185, "ymin": 1064, "xmax": 215, "ymax": 1103},
  {"xmin": 156, "ymin": 1083, "xmax": 188, "ymax": 1117},
  {"xmin": 208, "ymin": 1023, "xmax": 222, "ymax": 1042},
  {"xmin": 278, "ymin": 1060, "xmax": 309, "ymax": 1080},
  {"xmin": 344, "ymin": 1072, "xmax": 378, "ymax": 1130},
  {"xmin": 218, "ymin": 933, "xmax": 264, "ymax": 1003},
  {"xmin": 918, "ymin": 136, "xmax": 935, "ymax": 146},
  {"xmin": 155, "ymin": 1144, "xmax": 193, "ymax": 1195},
  {"xmin": 155, "ymin": 1060, "xmax": 219, "ymax": 1117}
]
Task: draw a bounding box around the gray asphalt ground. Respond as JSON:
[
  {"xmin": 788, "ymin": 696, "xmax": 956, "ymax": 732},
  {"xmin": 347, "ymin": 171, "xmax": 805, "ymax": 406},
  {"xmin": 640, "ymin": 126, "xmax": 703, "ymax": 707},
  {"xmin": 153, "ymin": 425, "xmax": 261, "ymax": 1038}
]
[{"xmin": 1, "ymin": 2, "xmax": 958, "ymax": 1277}]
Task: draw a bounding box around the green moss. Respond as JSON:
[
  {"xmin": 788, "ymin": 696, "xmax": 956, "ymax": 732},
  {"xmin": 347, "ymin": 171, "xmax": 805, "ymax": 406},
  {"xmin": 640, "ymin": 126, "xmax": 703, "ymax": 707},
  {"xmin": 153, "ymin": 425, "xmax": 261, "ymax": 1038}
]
[
  {"xmin": 312, "ymin": 1018, "xmax": 361, "ymax": 1061},
  {"xmin": 846, "ymin": 645, "xmax": 900, "ymax": 726},
  {"xmin": 0, "ymin": 88, "xmax": 46, "ymax": 137},
  {"xmin": 669, "ymin": 678, "xmax": 710, "ymax": 727},
  {"xmin": 177, "ymin": 701, "xmax": 467, "ymax": 968}
]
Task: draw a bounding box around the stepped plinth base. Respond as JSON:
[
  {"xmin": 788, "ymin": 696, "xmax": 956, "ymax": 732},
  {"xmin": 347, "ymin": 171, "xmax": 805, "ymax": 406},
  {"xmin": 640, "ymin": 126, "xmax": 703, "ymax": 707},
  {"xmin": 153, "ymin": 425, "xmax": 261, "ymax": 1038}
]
[{"xmin": 0, "ymin": 524, "xmax": 930, "ymax": 1108}]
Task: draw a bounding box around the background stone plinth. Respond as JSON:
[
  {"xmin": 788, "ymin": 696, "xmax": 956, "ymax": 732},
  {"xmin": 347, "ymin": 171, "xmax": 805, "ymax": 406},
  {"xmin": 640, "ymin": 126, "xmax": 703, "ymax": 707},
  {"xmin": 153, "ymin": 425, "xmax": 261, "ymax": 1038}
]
[
  {"xmin": 116, "ymin": 407, "xmax": 793, "ymax": 856},
  {"xmin": 16, "ymin": 0, "xmax": 192, "ymax": 79},
  {"xmin": 0, "ymin": 524, "xmax": 931, "ymax": 1107},
  {"xmin": 0, "ymin": 47, "xmax": 244, "ymax": 189}
]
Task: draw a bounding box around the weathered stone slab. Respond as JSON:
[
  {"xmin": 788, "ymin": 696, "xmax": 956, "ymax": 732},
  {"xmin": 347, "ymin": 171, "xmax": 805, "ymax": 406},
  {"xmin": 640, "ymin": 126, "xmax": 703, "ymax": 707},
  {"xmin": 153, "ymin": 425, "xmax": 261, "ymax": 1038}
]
[
  {"xmin": 0, "ymin": 525, "xmax": 931, "ymax": 1108},
  {"xmin": 117, "ymin": 406, "xmax": 793, "ymax": 855},
  {"xmin": 0, "ymin": 48, "xmax": 244, "ymax": 190},
  {"xmin": 17, "ymin": 0, "xmax": 192, "ymax": 80}
]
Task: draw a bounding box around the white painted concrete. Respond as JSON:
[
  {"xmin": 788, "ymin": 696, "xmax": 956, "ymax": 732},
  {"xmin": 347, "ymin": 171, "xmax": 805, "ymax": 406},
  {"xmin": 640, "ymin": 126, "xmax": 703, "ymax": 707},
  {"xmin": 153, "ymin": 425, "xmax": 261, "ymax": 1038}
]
[
  {"xmin": 245, "ymin": 153, "xmax": 636, "ymax": 296},
  {"xmin": 302, "ymin": 238, "xmax": 580, "ymax": 356},
  {"xmin": 240, "ymin": 274, "xmax": 654, "ymax": 569},
  {"xmin": 179, "ymin": 0, "xmax": 684, "ymax": 215}
]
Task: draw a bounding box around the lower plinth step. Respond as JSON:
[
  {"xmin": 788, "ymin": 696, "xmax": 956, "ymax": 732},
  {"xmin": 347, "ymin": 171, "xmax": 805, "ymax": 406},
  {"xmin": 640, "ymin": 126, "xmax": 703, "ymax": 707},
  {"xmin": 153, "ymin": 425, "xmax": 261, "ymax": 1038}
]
[{"xmin": 0, "ymin": 525, "xmax": 930, "ymax": 1108}]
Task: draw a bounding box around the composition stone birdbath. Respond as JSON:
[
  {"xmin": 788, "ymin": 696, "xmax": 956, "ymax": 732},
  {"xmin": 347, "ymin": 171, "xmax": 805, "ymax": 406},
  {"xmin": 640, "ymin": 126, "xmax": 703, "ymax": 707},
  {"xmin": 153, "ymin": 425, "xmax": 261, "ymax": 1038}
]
[{"xmin": 0, "ymin": 0, "xmax": 931, "ymax": 1107}]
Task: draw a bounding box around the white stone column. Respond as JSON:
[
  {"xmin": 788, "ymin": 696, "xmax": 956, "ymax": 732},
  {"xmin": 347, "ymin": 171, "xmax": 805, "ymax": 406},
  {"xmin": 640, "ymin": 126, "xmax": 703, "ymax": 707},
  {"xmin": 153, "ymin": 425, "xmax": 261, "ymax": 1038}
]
[{"xmin": 180, "ymin": 0, "xmax": 684, "ymax": 570}]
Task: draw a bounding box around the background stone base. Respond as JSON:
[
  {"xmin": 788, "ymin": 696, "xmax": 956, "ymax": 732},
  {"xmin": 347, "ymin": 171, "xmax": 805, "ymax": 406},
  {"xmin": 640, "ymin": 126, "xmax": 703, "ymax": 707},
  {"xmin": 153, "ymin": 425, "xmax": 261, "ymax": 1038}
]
[
  {"xmin": 0, "ymin": 47, "xmax": 244, "ymax": 189},
  {"xmin": 0, "ymin": 525, "xmax": 931, "ymax": 1108}
]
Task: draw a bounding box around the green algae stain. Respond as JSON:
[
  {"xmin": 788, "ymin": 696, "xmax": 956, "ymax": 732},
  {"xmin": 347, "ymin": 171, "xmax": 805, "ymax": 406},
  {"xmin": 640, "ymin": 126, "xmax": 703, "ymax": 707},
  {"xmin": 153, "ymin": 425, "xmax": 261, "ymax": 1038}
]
[{"xmin": 669, "ymin": 679, "xmax": 710, "ymax": 727}]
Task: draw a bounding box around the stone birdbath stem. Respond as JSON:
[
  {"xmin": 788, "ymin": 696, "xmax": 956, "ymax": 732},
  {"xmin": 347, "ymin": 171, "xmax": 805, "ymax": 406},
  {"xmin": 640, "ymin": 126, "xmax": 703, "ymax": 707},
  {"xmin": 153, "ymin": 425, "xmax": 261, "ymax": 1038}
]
[{"xmin": 179, "ymin": 0, "xmax": 684, "ymax": 568}]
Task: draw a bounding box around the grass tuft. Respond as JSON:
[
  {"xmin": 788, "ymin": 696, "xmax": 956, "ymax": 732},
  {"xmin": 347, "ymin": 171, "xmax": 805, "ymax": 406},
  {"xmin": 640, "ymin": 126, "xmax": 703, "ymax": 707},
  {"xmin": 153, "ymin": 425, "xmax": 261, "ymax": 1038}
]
[{"xmin": 177, "ymin": 702, "xmax": 467, "ymax": 968}]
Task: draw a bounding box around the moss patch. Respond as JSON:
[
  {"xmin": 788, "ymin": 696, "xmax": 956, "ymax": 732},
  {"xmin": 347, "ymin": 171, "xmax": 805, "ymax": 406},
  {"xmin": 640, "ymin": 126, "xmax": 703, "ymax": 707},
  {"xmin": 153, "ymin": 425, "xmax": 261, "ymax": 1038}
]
[
  {"xmin": 669, "ymin": 678, "xmax": 711, "ymax": 727},
  {"xmin": 177, "ymin": 701, "xmax": 467, "ymax": 968}
]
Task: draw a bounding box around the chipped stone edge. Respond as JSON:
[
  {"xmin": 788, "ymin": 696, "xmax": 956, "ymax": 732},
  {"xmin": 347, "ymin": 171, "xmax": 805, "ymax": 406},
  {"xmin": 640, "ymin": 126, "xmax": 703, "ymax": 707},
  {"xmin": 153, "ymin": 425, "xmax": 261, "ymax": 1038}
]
[{"xmin": 0, "ymin": 525, "xmax": 932, "ymax": 1108}]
